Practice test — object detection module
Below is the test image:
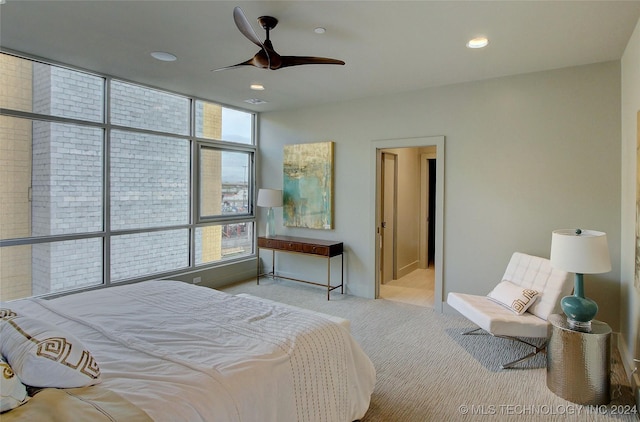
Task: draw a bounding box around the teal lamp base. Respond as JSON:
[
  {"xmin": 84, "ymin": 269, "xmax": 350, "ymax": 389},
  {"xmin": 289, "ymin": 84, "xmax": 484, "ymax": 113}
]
[
  {"xmin": 561, "ymin": 273, "xmax": 598, "ymax": 332},
  {"xmin": 265, "ymin": 207, "xmax": 275, "ymax": 238}
]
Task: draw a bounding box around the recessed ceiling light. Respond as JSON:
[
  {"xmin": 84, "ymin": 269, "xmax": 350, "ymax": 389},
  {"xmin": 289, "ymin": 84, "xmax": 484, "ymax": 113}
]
[
  {"xmin": 466, "ymin": 37, "xmax": 489, "ymax": 49},
  {"xmin": 314, "ymin": 27, "xmax": 326, "ymax": 34},
  {"xmin": 250, "ymin": 84, "xmax": 265, "ymax": 91},
  {"xmin": 151, "ymin": 51, "xmax": 177, "ymax": 62},
  {"xmin": 244, "ymin": 98, "xmax": 268, "ymax": 105}
]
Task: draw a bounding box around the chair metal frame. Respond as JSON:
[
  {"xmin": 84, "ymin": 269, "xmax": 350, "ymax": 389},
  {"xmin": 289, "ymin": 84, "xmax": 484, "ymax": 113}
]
[{"xmin": 461, "ymin": 327, "xmax": 547, "ymax": 369}]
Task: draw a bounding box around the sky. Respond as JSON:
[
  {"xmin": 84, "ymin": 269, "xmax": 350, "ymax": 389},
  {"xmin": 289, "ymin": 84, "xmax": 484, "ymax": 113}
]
[{"xmin": 221, "ymin": 107, "xmax": 252, "ymax": 184}]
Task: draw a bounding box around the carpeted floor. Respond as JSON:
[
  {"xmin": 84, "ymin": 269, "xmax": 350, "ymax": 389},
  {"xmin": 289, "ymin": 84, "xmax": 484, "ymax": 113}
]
[{"xmin": 220, "ymin": 278, "xmax": 638, "ymax": 421}]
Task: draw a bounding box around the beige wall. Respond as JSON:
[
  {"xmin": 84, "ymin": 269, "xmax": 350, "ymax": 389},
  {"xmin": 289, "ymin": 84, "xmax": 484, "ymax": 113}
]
[
  {"xmin": 620, "ymin": 16, "xmax": 640, "ymax": 380},
  {"xmin": 382, "ymin": 147, "xmax": 422, "ymax": 277},
  {"xmin": 259, "ymin": 61, "xmax": 622, "ymax": 329}
]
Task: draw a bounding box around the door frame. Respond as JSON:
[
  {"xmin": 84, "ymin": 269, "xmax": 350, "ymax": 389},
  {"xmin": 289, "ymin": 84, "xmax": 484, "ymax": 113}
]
[
  {"xmin": 372, "ymin": 136, "xmax": 445, "ymax": 312},
  {"xmin": 380, "ymin": 152, "xmax": 398, "ymax": 284}
]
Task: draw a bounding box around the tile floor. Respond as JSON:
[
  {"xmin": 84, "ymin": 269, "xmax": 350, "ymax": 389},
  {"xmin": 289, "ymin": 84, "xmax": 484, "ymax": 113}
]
[{"xmin": 379, "ymin": 267, "xmax": 434, "ymax": 307}]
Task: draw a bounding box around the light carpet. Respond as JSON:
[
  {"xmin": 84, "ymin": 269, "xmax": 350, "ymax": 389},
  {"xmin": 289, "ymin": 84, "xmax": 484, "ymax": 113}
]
[{"xmin": 219, "ymin": 278, "xmax": 637, "ymax": 421}]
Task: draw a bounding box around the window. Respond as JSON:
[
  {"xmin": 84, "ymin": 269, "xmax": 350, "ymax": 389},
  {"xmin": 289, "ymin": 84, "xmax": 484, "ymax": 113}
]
[
  {"xmin": 0, "ymin": 52, "xmax": 256, "ymax": 301},
  {"xmin": 110, "ymin": 130, "xmax": 190, "ymax": 230},
  {"xmin": 195, "ymin": 100, "xmax": 255, "ymax": 266},
  {"xmin": 197, "ymin": 146, "xmax": 254, "ymax": 265},
  {"xmin": 111, "ymin": 230, "xmax": 190, "ymax": 282},
  {"xmin": 200, "ymin": 148, "xmax": 251, "ymax": 218},
  {"xmin": 0, "ymin": 116, "xmax": 104, "ymax": 239},
  {"xmin": 111, "ymin": 80, "xmax": 189, "ymax": 135},
  {"xmin": 195, "ymin": 100, "xmax": 253, "ymax": 144}
]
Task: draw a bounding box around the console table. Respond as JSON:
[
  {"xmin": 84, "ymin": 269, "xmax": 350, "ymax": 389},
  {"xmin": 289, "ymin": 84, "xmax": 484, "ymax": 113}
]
[{"xmin": 257, "ymin": 235, "xmax": 343, "ymax": 300}]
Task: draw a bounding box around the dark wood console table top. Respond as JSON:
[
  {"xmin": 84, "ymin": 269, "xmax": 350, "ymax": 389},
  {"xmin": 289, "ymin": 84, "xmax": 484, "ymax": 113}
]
[{"xmin": 257, "ymin": 236, "xmax": 344, "ymax": 300}]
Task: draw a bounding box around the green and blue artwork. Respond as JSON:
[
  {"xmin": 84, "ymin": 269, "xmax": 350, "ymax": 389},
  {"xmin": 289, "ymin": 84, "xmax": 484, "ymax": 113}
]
[{"xmin": 283, "ymin": 142, "xmax": 334, "ymax": 230}]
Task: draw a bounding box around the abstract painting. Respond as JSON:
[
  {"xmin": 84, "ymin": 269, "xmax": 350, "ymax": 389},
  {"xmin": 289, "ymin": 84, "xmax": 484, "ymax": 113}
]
[{"xmin": 283, "ymin": 142, "xmax": 334, "ymax": 230}]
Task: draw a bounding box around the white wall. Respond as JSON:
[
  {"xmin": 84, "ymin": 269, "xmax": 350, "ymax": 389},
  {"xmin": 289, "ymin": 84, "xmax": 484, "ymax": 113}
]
[
  {"xmin": 259, "ymin": 61, "xmax": 622, "ymax": 328},
  {"xmin": 620, "ymin": 17, "xmax": 640, "ymax": 378}
]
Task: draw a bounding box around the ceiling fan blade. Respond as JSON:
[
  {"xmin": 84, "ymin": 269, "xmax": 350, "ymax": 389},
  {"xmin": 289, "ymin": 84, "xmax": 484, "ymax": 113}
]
[
  {"xmin": 211, "ymin": 58, "xmax": 254, "ymax": 72},
  {"xmin": 279, "ymin": 56, "xmax": 346, "ymax": 68},
  {"xmin": 232, "ymin": 7, "xmax": 270, "ymax": 69},
  {"xmin": 212, "ymin": 48, "xmax": 274, "ymax": 71},
  {"xmin": 233, "ymin": 7, "xmax": 264, "ymax": 49}
]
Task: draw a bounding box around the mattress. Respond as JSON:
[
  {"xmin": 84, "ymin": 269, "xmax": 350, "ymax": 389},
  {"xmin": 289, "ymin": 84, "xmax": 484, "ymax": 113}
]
[{"xmin": 2, "ymin": 280, "xmax": 376, "ymax": 422}]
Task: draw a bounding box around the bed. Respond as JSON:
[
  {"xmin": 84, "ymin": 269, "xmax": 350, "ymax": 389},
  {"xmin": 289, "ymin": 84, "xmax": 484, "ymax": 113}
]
[{"xmin": 0, "ymin": 280, "xmax": 376, "ymax": 421}]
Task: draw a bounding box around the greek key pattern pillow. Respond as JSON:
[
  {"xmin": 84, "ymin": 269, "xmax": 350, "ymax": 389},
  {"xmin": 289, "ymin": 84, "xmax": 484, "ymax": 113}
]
[
  {"xmin": 0, "ymin": 356, "xmax": 28, "ymax": 412},
  {"xmin": 0, "ymin": 314, "xmax": 100, "ymax": 388},
  {"xmin": 487, "ymin": 281, "xmax": 540, "ymax": 315},
  {"xmin": 0, "ymin": 308, "xmax": 17, "ymax": 319}
]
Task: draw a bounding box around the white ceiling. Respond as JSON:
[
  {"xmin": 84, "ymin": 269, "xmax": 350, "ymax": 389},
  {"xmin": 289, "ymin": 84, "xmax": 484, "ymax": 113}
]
[{"xmin": 1, "ymin": 1, "xmax": 639, "ymax": 113}]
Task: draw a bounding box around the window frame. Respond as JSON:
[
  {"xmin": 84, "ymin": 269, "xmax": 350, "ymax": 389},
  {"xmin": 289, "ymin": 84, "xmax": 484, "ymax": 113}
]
[
  {"xmin": 196, "ymin": 142, "xmax": 256, "ymax": 223},
  {"xmin": 0, "ymin": 51, "xmax": 258, "ymax": 298}
]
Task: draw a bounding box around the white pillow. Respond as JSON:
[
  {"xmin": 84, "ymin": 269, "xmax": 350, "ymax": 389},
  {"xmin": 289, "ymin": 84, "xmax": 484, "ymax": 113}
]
[
  {"xmin": 0, "ymin": 315, "xmax": 101, "ymax": 388},
  {"xmin": 0, "ymin": 356, "xmax": 28, "ymax": 412},
  {"xmin": 487, "ymin": 280, "xmax": 540, "ymax": 315}
]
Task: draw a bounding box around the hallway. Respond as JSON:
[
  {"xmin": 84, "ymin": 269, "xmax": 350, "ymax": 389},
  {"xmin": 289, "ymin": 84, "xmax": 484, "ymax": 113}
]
[{"xmin": 379, "ymin": 268, "xmax": 434, "ymax": 307}]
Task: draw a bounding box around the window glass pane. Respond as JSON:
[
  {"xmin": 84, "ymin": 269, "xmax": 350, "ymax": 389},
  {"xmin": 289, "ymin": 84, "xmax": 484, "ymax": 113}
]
[
  {"xmin": 200, "ymin": 148, "xmax": 250, "ymax": 217},
  {"xmin": 195, "ymin": 222, "xmax": 254, "ymax": 265},
  {"xmin": 0, "ymin": 238, "xmax": 103, "ymax": 301},
  {"xmin": 0, "ymin": 115, "xmax": 33, "ymax": 240},
  {"xmin": 222, "ymin": 108, "xmax": 253, "ymax": 144},
  {"xmin": 0, "ymin": 53, "xmax": 103, "ymax": 122},
  {"xmin": 110, "ymin": 80, "xmax": 189, "ymax": 135},
  {"xmin": 195, "ymin": 100, "xmax": 253, "ymax": 144},
  {"xmin": 110, "ymin": 230, "xmax": 189, "ymax": 281},
  {"xmin": 111, "ymin": 130, "xmax": 189, "ymax": 230},
  {"xmin": 0, "ymin": 116, "xmax": 103, "ymax": 240}
]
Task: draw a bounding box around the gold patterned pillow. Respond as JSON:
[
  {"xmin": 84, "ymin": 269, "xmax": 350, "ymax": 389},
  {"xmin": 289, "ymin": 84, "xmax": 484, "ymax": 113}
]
[
  {"xmin": 487, "ymin": 280, "xmax": 540, "ymax": 315},
  {"xmin": 0, "ymin": 356, "xmax": 28, "ymax": 412},
  {"xmin": 0, "ymin": 315, "xmax": 101, "ymax": 388},
  {"xmin": 0, "ymin": 308, "xmax": 17, "ymax": 319}
]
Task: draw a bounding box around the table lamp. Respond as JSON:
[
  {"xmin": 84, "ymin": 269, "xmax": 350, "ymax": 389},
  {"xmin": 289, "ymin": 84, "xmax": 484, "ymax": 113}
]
[
  {"xmin": 257, "ymin": 189, "xmax": 282, "ymax": 238},
  {"xmin": 550, "ymin": 229, "xmax": 611, "ymax": 331}
]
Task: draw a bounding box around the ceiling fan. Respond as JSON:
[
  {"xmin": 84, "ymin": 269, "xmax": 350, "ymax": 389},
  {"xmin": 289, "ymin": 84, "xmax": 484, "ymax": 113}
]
[{"xmin": 213, "ymin": 7, "xmax": 345, "ymax": 71}]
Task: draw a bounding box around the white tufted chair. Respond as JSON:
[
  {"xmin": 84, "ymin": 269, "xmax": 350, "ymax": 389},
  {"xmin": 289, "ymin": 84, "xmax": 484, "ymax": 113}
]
[{"xmin": 447, "ymin": 252, "xmax": 573, "ymax": 369}]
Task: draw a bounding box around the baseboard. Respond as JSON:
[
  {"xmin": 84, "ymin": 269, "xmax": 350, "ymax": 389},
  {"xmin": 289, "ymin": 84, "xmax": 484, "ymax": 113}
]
[
  {"xmin": 617, "ymin": 333, "xmax": 636, "ymax": 379},
  {"xmin": 169, "ymin": 257, "xmax": 258, "ymax": 289},
  {"xmin": 397, "ymin": 260, "xmax": 420, "ymax": 279}
]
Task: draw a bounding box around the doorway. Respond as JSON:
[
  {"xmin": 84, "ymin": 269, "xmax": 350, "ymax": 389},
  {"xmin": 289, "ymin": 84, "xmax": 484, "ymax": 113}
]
[
  {"xmin": 372, "ymin": 136, "xmax": 444, "ymax": 312},
  {"xmin": 378, "ymin": 147, "xmax": 435, "ymax": 307}
]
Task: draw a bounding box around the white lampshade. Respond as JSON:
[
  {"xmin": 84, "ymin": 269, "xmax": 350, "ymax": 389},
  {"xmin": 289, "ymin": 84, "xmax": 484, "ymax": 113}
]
[
  {"xmin": 257, "ymin": 189, "xmax": 283, "ymax": 208},
  {"xmin": 550, "ymin": 229, "xmax": 611, "ymax": 274}
]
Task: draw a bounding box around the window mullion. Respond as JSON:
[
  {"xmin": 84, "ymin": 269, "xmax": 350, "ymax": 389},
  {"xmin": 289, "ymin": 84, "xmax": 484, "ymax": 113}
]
[{"xmin": 104, "ymin": 77, "xmax": 112, "ymax": 287}]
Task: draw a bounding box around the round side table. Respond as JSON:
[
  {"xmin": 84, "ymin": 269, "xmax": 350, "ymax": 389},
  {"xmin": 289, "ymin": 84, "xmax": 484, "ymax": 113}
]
[{"xmin": 546, "ymin": 314, "xmax": 611, "ymax": 405}]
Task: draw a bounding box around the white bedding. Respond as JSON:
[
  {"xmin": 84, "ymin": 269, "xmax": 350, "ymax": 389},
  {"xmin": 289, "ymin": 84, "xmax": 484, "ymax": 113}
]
[{"xmin": 3, "ymin": 280, "xmax": 376, "ymax": 422}]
